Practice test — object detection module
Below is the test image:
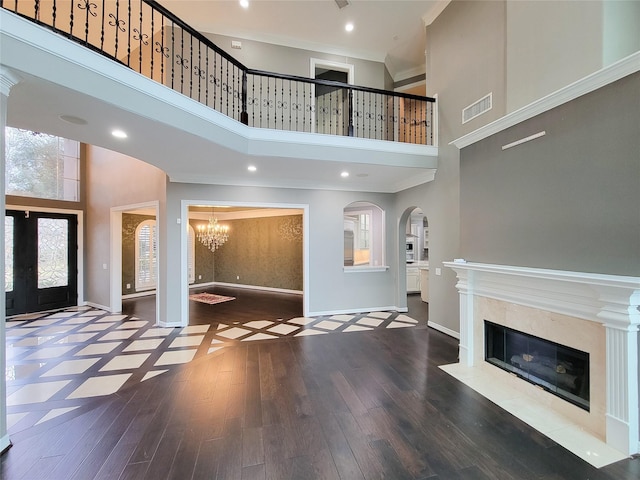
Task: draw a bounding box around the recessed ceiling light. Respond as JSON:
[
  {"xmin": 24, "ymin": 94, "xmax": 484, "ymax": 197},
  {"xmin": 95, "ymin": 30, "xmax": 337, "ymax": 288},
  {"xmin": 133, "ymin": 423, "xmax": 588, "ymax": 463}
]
[
  {"xmin": 248, "ymin": 165, "xmax": 257, "ymax": 172},
  {"xmin": 111, "ymin": 129, "xmax": 127, "ymax": 139},
  {"xmin": 240, "ymin": 0, "xmax": 249, "ymax": 8},
  {"xmin": 345, "ymin": 22, "xmax": 354, "ymax": 32},
  {"xmin": 59, "ymin": 114, "xmax": 87, "ymax": 125},
  {"xmin": 341, "ymin": 171, "xmax": 349, "ymax": 178}
]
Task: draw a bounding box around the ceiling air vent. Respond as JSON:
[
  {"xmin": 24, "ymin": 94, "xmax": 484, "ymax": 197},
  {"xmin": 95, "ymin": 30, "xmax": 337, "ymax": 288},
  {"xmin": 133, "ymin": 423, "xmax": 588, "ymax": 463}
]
[
  {"xmin": 335, "ymin": 0, "xmax": 351, "ymax": 9},
  {"xmin": 462, "ymin": 93, "xmax": 492, "ymax": 124}
]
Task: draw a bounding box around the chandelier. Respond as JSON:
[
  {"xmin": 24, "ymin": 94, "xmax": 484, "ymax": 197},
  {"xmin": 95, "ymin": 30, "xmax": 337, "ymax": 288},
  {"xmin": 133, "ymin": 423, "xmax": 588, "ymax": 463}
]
[{"xmin": 197, "ymin": 212, "xmax": 229, "ymax": 251}]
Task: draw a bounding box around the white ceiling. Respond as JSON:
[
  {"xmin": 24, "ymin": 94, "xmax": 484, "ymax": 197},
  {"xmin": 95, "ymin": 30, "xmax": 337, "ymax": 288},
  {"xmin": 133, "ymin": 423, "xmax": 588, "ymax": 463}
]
[{"xmin": 159, "ymin": 0, "xmax": 448, "ymax": 80}]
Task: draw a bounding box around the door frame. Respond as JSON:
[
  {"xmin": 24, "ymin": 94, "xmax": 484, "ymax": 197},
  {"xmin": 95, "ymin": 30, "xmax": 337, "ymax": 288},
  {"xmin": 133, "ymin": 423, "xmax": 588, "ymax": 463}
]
[
  {"xmin": 309, "ymin": 58, "xmax": 354, "ymax": 134},
  {"xmin": 179, "ymin": 200, "xmax": 310, "ymax": 327},
  {"xmin": 6, "ymin": 204, "xmax": 84, "ymax": 309},
  {"xmin": 109, "ymin": 201, "xmax": 160, "ymax": 325}
]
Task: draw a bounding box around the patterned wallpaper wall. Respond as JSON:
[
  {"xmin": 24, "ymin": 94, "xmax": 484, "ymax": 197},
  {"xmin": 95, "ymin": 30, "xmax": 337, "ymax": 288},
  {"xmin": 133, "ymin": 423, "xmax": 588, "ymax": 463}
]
[
  {"xmin": 189, "ymin": 219, "xmax": 215, "ymax": 284},
  {"xmin": 122, "ymin": 214, "xmax": 302, "ymax": 294},
  {"xmin": 122, "ymin": 214, "xmax": 215, "ymax": 295},
  {"xmin": 122, "ymin": 213, "xmax": 155, "ymax": 295},
  {"xmin": 214, "ymin": 214, "xmax": 303, "ymax": 291}
]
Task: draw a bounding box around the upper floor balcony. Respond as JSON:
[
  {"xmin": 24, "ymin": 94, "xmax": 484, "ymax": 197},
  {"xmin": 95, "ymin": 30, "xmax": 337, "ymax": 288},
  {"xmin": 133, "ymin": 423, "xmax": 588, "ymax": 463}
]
[{"xmin": 0, "ymin": 0, "xmax": 438, "ymax": 192}]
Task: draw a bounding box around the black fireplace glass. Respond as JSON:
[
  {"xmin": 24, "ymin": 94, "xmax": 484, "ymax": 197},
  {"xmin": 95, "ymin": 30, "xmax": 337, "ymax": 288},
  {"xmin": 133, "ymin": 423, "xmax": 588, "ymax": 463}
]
[{"xmin": 484, "ymin": 320, "xmax": 590, "ymax": 411}]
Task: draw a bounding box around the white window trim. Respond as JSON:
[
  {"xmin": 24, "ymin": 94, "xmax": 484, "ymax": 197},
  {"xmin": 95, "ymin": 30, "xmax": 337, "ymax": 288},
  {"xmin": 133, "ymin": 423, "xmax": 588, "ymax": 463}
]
[{"xmin": 344, "ymin": 202, "xmax": 385, "ymax": 269}]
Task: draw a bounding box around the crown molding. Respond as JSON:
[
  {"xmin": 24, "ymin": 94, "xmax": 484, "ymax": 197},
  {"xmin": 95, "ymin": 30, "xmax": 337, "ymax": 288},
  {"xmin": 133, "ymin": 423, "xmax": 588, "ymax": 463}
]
[{"xmin": 0, "ymin": 66, "xmax": 21, "ymax": 96}]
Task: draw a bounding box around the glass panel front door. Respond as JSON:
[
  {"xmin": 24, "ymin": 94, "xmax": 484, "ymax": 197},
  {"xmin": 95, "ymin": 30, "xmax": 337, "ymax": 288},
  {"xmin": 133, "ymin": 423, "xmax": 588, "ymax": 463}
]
[{"xmin": 5, "ymin": 210, "xmax": 77, "ymax": 316}]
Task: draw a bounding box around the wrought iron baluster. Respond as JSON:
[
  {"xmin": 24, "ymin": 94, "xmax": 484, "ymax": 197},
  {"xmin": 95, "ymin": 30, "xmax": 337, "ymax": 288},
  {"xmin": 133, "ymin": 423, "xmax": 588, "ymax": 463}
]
[
  {"xmin": 69, "ymin": 0, "xmax": 74, "ymax": 38},
  {"xmin": 138, "ymin": 0, "xmax": 143, "ymax": 72},
  {"xmin": 225, "ymin": 56, "xmax": 229, "ymax": 116},
  {"xmin": 197, "ymin": 40, "xmax": 201, "ymax": 102},
  {"xmin": 374, "ymin": 94, "xmax": 378, "ymax": 140},
  {"xmin": 280, "ymin": 78, "xmax": 284, "ymax": 130},
  {"xmin": 52, "ymin": 0, "xmax": 57, "ymax": 28},
  {"xmin": 241, "ymin": 70, "xmax": 248, "ymax": 125},
  {"xmin": 415, "ymin": 99, "xmax": 419, "ymax": 144},
  {"xmin": 259, "ymin": 76, "xmax": 263, "ymax": 127},
  {"xmin": 149, "ymin": 7, "xmax": 154, "ymax": 79},
  {"xmin": 180, "ymin": 27, "xmax": 184, "ymax": 94},
  {"xmin": 204, "ymin": 47, "xmax": 209, "ymax": 105},
  {"xmin": 170, "ymin": 22, "xmax": 174, "ymax": 89},
  {"xmin": 99, "ymin": 0, "xmax": 104, "ymax": 51},
  {"xmin": 188, "ymin": 33, "xmax": 193, "ymax": 98},
  {"xmin": 251, "ymin": 75, "xmax": 255, "ymax": 126},
  {"xmin": 218, "ymin": 54, "xmax": 223, "ymax": 112},
  {"xmin": 292, "ymin": 79, "xmax": 297, "ymax": 132},
  {"xmin": 77, "ymin": 0, "xmax": 96, "ymax": 45},
  {"xmin": 126, "ymin": 0, "xmax": 131, "ymax": 66},
  {"xmin": 112, "ymin": 1, "xmax": 119, "ymax": 59},
  {"xmin": 232, "ymin": 65, "xmax": 237, "ymax": 119},
  {"xmin": 34, "ymin": 0, "xmax": 39, "ymax": 20}
]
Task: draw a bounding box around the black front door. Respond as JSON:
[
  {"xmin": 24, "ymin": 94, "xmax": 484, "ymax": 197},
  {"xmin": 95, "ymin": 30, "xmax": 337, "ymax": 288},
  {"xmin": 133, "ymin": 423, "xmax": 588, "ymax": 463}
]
[{"xmin": 5, "ymin": 210, "xmax": 78, "ymax": 316}]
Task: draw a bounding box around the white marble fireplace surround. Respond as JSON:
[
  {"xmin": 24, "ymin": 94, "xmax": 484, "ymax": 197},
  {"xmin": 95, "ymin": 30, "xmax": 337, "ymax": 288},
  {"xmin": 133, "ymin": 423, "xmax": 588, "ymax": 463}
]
[{"xmin": 442, "ymin": 261, "xmax": 639, "ymax": 467}]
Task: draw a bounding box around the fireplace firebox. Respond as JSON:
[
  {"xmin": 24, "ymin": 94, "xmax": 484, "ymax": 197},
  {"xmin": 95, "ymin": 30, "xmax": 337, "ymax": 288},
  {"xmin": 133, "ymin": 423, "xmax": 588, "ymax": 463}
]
[{"xmin": 484, "ymin": 321, "xmax": 590, "ymax": 411}]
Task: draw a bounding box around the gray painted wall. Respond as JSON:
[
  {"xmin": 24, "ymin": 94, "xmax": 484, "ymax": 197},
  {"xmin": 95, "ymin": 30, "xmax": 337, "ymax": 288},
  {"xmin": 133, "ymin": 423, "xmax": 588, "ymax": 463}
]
[
  {"xmin": 506, "ymin": 0, "xmax": 640, "ymax": 113},
  {"xmin": 204, "ymin": 32, "xmax": 389, "ymax": 90},
  {"xmin": 603, "ymin": 0, "xmax": 640, "ymax": 66},
  {"xmin": 159, "ymin": 182, "xmax": 401, "ymax": 324},
  {"xmin": 506, "ymin": 0, "xmax": 603, "ymax": 112},
  {"xmin": 85, "ymin": 146, "xmax": 166, "ymax": 308},
  {"xmin": 460, "ymin": 72, "xmax": 640, "ymax": 276},
  {"xmin": 417, "ymin": 0, "xmax": 507, "ymax": 334}
]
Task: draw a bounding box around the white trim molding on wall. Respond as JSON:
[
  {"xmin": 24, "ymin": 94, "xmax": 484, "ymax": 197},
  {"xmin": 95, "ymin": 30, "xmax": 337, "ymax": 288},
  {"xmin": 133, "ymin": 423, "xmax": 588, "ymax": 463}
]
[
  {"xmin": 450, "ymin": 51, "xmax": 640, "ymax": 149},
  {"xmin": 180, "ymin": 200, "xmax": 310, "ymax": 327},
  {"xmin": 444, "ymin": 260, "xmax": 640, "ymax": 457}
]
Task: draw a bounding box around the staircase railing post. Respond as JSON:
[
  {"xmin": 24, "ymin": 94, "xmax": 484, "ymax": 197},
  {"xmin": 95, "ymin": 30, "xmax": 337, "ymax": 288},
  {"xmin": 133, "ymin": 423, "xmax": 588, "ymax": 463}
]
[
  {"xmin": 348, "ymin": 88, "xmax": 354, "ymax": 137},
  {"xmin": 241, "ymin": 70, "xmax": 249, "ymax": 125}
]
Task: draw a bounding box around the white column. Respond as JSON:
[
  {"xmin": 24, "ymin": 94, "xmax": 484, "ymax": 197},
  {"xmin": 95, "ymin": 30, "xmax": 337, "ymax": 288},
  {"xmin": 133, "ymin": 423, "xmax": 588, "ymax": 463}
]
[
  {"xmin": 598, "ymin": 286, "xmax": 640, "ymax": 456},
  {"xmin": 450, "ymin": 266, "xmax": 474, "ymax": 366},
  {"xmin": 0, "ymin": 66, "xmax": 21, "ymax": 454}
]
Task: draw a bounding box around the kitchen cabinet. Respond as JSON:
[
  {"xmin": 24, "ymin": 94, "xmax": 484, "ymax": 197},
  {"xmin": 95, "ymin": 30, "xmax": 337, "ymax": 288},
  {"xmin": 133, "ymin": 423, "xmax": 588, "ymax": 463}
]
[{"xmin": 407, "ymin": 266, "xmax": 420, "ymax": 293}]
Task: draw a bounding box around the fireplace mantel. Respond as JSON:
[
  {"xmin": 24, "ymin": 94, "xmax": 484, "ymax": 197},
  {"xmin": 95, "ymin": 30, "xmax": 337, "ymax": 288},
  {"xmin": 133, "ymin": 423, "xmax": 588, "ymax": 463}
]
[{"xmin": 444, "ymin": 260, "xmax": 640, "ymax": 457}]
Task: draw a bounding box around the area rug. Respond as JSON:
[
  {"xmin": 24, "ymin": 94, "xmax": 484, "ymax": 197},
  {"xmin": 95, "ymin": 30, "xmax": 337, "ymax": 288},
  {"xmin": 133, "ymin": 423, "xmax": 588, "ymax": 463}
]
[{"xmin": 189, "ymin": 293, "xmax": 236, "ymax": 305}]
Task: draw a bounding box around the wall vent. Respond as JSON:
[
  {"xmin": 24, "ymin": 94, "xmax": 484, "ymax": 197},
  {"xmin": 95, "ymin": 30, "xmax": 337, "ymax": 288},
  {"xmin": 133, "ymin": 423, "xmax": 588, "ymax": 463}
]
[
  {"xmin": 334, "ymin": 0, "xmax": 351, "ymax": 9},
  {"xmin": 462, "ymin": 93, "xmax": 492, "ymax": 124}
]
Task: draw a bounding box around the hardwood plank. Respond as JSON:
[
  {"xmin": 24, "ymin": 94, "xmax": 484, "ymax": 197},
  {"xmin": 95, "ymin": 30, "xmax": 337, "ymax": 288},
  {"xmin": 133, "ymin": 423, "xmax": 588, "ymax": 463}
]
[
  {"xmin": 315, "ymin": 412, "xmax": 364, "ymax": 480},
  {"xmin": 241, "ymin": 463, "xmax": 266, "ymax": 480},
  {"xmin": 192, "ymin": 438, "xmax": 223, "ymax": 479},
  {"xmin": 215, "ymin": 417, "xmax": 243, "ymax": 479},
  {"xmin": 242, "ymin": 427, "xmax": 265, "ymax": 468}
]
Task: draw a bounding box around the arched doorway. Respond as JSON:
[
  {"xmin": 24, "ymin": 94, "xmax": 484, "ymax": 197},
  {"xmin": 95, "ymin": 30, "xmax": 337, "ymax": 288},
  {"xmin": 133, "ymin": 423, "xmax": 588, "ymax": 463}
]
[{"xmin": 399, "ymin": 206, "xmax": 429, "ymax": 321}]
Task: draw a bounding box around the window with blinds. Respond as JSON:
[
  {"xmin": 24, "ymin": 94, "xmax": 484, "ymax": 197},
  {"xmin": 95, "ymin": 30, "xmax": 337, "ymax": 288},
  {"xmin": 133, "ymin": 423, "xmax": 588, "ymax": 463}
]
[{"xmin": 135, "ymin": 220, "xmax": 157, "ymax": 290}]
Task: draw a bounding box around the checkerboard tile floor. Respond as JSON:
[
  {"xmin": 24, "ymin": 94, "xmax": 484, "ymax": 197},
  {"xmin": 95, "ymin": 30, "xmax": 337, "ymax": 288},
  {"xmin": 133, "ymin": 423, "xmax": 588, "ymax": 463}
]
[{"xmin": 5, "ymin": 306, "xmax": 419, "ymax": 433}]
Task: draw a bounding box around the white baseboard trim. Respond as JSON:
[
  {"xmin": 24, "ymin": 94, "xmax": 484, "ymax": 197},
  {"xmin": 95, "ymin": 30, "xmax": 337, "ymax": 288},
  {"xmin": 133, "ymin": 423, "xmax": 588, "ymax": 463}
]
[
  {"xmin": 308, "ymin": 305, "xmax": 401, "ymax": 317},
  {"xmin": 190, "ymin": 281, "xmax": 216, "ymax": 289},
  {"xmin": 212, "ymin": 282, "xmax": 303, "ymax": 295},
  {"xmin": 0, "ymin": 434, "xmax": 11, "ymax": 454},
  {"xmin": 122, "ymin": 291, "xmax": 155, "ymax": 300},
  {"xmin": 428, "ymin": 320, "xmax": 460, "ymax": 339},
  {"xmin": 84, "ymin": 301, "xmax": 113, "ymax": 312},
  {"xmin": 157, "ymin": 321, "xmax": 182, "ymax": 328}
]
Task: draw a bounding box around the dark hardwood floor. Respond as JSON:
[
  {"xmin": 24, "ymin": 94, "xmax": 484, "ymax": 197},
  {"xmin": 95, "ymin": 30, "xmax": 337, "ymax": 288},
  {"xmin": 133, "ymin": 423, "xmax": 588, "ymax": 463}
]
[{"xmin": 2, "ymin": 291, "xmax": 638, "ymax": 480}]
